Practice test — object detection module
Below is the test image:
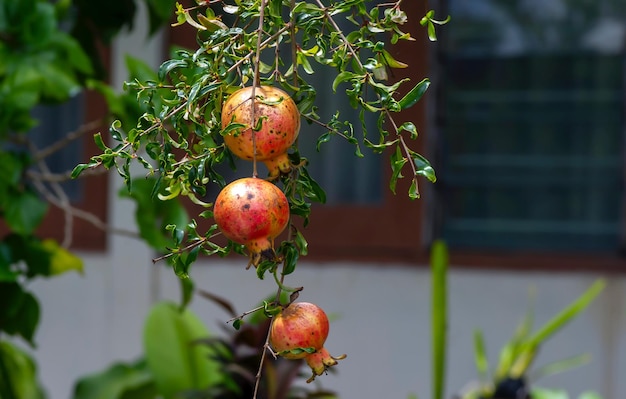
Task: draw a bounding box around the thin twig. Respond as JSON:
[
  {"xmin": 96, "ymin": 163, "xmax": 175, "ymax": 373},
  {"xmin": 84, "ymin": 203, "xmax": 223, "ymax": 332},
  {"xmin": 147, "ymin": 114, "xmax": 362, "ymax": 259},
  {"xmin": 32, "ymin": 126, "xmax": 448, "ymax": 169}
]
[
  {"xmin": 249, "ymin": 0, "xmax": 268, "ymax": 179},
  {"xmin": 226, "ymin": 24, "xmax": 291, "ymax": 74},
  {"xmin": 31, "ymin": 176, "xmax": 138, "ymax": 240},
  {"xmin": 27, "ymin": 139, "xmax": 74, "ymax": 247},
  {"xmin": 34, "ymin": 119, "xmax": 103, "ymax": 162},
  {"xmin": 26, "ymin": 166, "xmax": 108, "ymax": 183},
  {"xmin": 226, "ymin": 305, "xmax": 265, "ymax": 323},
  {"xmin": 301, "ymin": 113, "xmax": 351, "ymax": 141}
]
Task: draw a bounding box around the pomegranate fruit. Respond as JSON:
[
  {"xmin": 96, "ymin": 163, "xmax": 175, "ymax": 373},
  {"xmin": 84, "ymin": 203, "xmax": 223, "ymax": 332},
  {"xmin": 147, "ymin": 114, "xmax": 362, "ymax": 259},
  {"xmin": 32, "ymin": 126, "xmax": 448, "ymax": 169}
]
[
  {"xmin": 221, "ymin": 86, "xmax": 300, "ymax": 178},
  {"xmin": 269, "ymin": 302, "xmax": 346, "ymax": 383},
  {"xmin": 213, "ymin": 177, "xmax": 289, "ymax": 267}
]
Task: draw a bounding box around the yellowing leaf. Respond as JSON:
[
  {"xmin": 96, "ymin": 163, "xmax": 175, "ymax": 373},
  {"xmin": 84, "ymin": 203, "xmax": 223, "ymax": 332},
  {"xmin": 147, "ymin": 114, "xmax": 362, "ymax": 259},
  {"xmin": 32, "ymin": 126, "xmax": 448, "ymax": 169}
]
[
  {"xmin": 380, "ymin": 49, "xmax": 408, "ymax": 69},
  {"xmin": 41, "ymin": 239, "xmax": 84, "ymax": 276}
]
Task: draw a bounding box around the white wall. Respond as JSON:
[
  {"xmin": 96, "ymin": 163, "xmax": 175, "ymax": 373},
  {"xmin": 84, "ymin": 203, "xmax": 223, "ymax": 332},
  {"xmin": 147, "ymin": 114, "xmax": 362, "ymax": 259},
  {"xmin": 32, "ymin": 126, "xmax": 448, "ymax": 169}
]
[
  {"xmin": 31, "ymin": 254, "xmax": 626, "ymax": 399},
  {"xmin": 27, "ymin": 4, "xmax": 626, "ymax": 399}
]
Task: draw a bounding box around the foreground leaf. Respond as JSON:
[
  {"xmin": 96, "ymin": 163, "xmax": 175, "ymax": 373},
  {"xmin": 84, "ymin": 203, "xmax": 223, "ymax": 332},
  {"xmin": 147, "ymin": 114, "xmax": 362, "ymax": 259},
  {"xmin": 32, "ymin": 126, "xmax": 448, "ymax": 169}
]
[
  {"xmin": 0, "ymin": 341, "xmax": 45, "ymax": 399},
  {"xmin": 143, "ymin": 302, "xmax": 223, "ymax": 398},
  {"xmin": 72, "ymin": 359, "xmax": 157, "ymax": 399}
]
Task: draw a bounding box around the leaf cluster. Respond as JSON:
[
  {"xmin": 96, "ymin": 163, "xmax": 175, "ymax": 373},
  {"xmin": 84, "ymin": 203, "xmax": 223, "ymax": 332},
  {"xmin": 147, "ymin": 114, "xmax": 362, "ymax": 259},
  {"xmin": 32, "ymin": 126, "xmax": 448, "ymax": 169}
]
[{"xmin": 72, "ymin": 0, "xmax": 446, "ymax": 282}]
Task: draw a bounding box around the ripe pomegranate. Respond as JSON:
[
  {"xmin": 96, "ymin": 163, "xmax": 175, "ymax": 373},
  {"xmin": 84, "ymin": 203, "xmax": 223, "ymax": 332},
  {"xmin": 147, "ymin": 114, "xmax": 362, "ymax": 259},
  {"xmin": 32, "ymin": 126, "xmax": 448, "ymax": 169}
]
[
  {"xmin": 213, "ymin": 177, "xmax": 289, "ymax": 267},
  {"xmin": 221, "ymin": 86, "xmax": 300, "ymax": 178},
  {"xmin": 269, "ymin": 302, "xmax": 346, "ymax": 383}
]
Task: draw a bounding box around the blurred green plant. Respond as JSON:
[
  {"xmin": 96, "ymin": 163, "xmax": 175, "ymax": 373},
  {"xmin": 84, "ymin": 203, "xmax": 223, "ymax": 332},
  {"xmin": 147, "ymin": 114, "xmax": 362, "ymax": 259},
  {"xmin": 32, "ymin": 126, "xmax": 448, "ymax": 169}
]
[
  {"xmin": 0, "ymin": 0, "xmax": 177, "ymax": 397},
  {"xmin": 72, "ymin": 296, "xmax": 338, "ymax": 399},
  {"xmin": 461, "ymin": 280, "xmax": 605, "ymax": 399}
]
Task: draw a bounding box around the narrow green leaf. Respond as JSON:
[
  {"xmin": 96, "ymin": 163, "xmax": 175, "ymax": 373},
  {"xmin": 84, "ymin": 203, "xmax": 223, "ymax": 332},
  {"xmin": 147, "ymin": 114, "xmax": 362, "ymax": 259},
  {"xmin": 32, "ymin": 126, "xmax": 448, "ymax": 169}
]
[
  {"xmin": 578, "ymin": 392, "xmax": 604, "ymax": 399},
  {"xmin": 530, "ymin": 353, "xmax": 591, "ymax": 381},
  {"xmin": 389, "ymin": 145, "xmax": 406, "ymax": 194},
  {"xmin": 430, "ymin": 240, "xmax": 448, "ymax": 399},
  {"xmin": 380, "ymin": 49, "xmax": 408, "ymax": 68},
  {"xmin": 531, "ymin": 387, "xmax": 570, "ymax": 399},
  {"xmin": 93, "ymin": 132, "xmax": 107, "ymax": 151},
  {"xmin": 294, "ymin": 229, "xmax": 309, "ymax": 256},
  {"xmin": 527, "ymin": 279, "xmax": 605, "ymax": 349},
  {"xmin": 427, "ymin": 21, "xmax": 437, "ymax": 41},
  {"xmin": 332, "ymin": 71, "xmax": 356, "ymax": 92},
  {"xmin": 473, "ymin": 330, "xmax": 489, "ymax": 383},
  {"xmin": 398, "ymin": 78, "xmax": 430, "ymax": 110},
  {"xmin": 179, "ymin": 276, "xmax": 195, "ymax": 310},
  {"xmin": 280, "ymin": 242, "xmax": 299, "ymax": 276},
  {"xmin": 408, "ymin": 178, "xmax": 419, "ymax": 200}
]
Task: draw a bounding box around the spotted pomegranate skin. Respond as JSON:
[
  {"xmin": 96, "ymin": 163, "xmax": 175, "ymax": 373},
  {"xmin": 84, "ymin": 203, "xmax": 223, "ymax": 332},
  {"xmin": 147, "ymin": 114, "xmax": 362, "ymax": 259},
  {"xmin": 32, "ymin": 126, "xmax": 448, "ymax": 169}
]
[
  {"xmin": 213, "ymin": 177, "xmax": 289, "ymax": 267},
  {"xmin": 269, "ymin": 302, "xmax": 346, "ymax": 383},
  {"xmin": 221, "ymin": 86, "xmax": 300, "ymax": 177}
]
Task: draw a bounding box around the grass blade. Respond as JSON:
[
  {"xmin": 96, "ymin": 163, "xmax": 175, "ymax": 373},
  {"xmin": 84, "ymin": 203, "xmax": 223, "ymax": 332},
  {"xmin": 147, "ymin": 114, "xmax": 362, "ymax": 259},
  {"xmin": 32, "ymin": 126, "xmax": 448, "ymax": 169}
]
[
  {"xmin": 430, "ymin": 240, "xmax": 448, "ymax": 399},
  {"xmin": 527, "ymin": 279, "xmax": 605, "ymax": 348},
  {"xmin": 473, "ymin": 329, "xmax": 489, "ymax": 383}
]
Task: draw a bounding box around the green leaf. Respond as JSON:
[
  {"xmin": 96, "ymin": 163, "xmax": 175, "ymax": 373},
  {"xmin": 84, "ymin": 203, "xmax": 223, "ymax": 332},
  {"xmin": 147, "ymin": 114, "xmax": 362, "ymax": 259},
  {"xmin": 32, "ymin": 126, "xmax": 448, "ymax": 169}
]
[
  {"xmin": 280, "ymin": 347, "xmax": 316, "ymax": 356},
  {"xmin": 93, "ymin": 132, "xmax": 108, "ymax": 151},
  {"xmin": 72, "ymin": 359, "xmax": 157, "ymax": 399},
  {"xmin": 527, "ymin": 279, "xmax": 605, "ymax": 349},
  {"xmin": 427, "ymin": 21, "xmax": 437, "ymax": 41},
  {"xmin": 495, "ymin": 292, "xmax": 535, "ymax": 379},
  {"xmin": 530, "ymin": 353, "xmax": 591, "ymax": 381},
  {"xmin": 294, "ymin": 229, "xmax": 309, "ymax": 256},
  {"xmin": 413, "ymin": 153, "xmax": 437, "ymax": 183},
  {"xmin": 179, "ymin": 270, "xmax": 195, "ymax": 309},
  {"xmin": 389, "ymin": 145, "xmax": 406, "ymax": 194},
  {"xmin": 41, "ymin": 239, "xmax": 84, "ymax": 276},
  {"xmin": 531, "ymin": 387, "xmax": 570, "ymax": 399},
  {"xmin": 473, "ymin": 330, "xmax": 489, "ymax": 383},
  {"xmin": 399, "ymin": 122, "xmax": 418, "ymax": 139},
  {"xmin": 398, "ymin": 78, "xmax": 430, "ymax": 110},
  {"xmin": 143, "ymin": 302, "xmax": 223, "ymax": 398},
  {"xmin": 3, "ymin": 190, "xmax": 48, "ymax": 235},
  {"xmin": 0, "ymin": 283, "xmax": 40, "ymax": 346},
  {"xmin": 0, "ymin": 341, "xmax": 45, "ymax": 399},
  {"xmin": 508, "ymin": 280, "xmax": 604, "ymax": 378},
  {"xmin": 408, "ymin": 179, "xmax": 418, "ymax": 200},
  {"xmin": 380, "ymin": 49, "xmax": 408, "ymax": 69},
  {"xmin": 578, "ymin": 392, "xmax": 604, "ymax": 399},
  {"xmin": 332, "ymin": 71, "xmax": 356, "ymax": 92},
  {"xmin": 430, "ymin": 240, "xmax": 448, "ymax": 399},
  {"xmin": 279, "ymin": 242, "xmax": 299, "ymax": 276}
]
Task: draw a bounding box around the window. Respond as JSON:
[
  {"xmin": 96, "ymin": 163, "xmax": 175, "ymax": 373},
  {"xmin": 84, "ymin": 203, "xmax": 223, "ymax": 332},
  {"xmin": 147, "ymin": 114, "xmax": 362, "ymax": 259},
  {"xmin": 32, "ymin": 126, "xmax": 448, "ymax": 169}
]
[
  {"xmin": 434, "ymin": 0, "xmax": 626, "ymax": 268},
  {"xmin": 31, "ymin": 89, "xmax": 109, "ymax": 251}
]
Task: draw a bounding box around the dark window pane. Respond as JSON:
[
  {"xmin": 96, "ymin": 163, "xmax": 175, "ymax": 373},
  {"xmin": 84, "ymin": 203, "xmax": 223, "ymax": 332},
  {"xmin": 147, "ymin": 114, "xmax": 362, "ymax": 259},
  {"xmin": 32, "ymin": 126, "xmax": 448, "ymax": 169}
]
[
  {"xmin": 29, "ymin": 93, "xmax": 85, "ymax": 201},
  {"xmin": 438, "ymin": 0, "xmax": 625, "ymax": 252}
]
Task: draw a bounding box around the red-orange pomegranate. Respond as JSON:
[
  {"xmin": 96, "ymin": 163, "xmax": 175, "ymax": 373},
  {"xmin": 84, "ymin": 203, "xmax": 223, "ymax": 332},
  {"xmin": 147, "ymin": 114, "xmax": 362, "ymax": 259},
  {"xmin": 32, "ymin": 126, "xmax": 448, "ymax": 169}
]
[
  {"xmin": 269, "ymin": 302, "xmax": 346, "ymax": 383},
  {"xmin": 213, "ymin": 177, "xmax": 289, "ymax": 267},
  {"xmin": 221, "ymin": 86, "xmax": 300, "ymax": 178}
]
